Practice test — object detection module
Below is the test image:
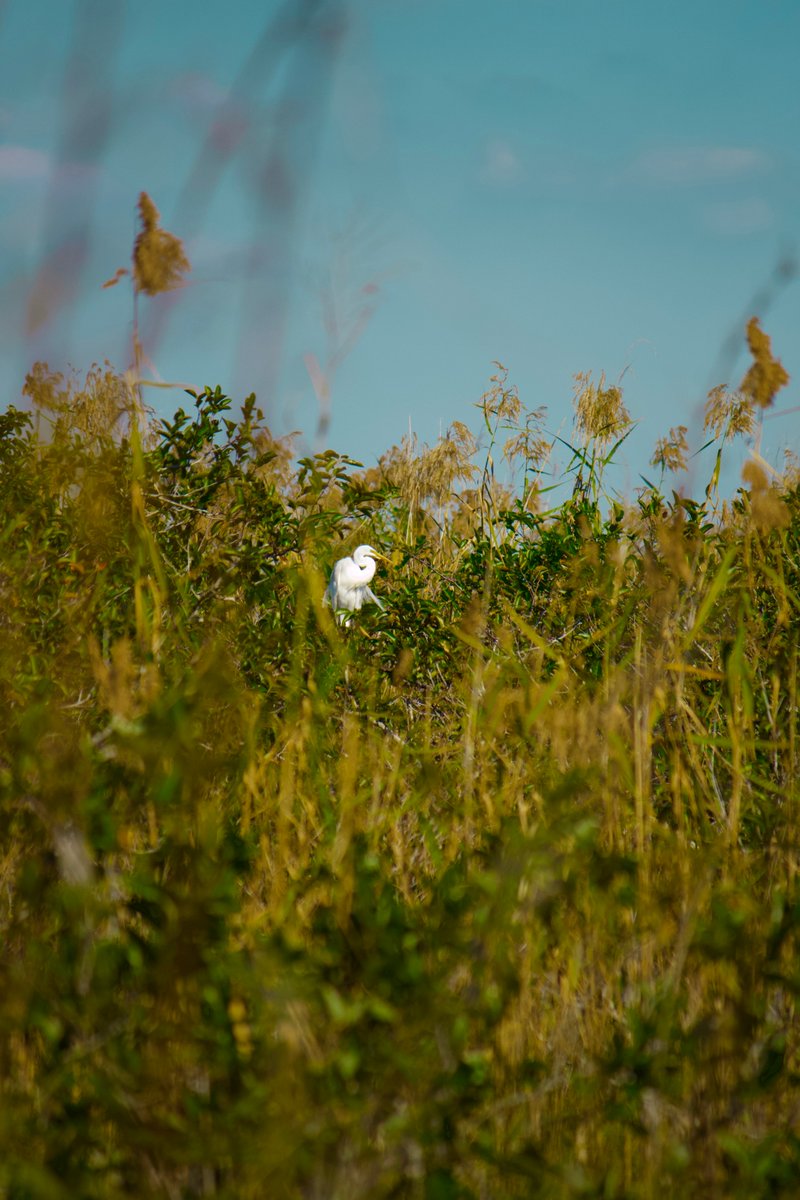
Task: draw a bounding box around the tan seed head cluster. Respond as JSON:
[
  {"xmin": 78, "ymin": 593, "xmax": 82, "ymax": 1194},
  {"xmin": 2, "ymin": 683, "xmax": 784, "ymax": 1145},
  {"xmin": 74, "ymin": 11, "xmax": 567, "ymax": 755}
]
[
  {"xmin": 573, "ymin": 371, "xmax": 631, "ymax": 446},
  {"xmin": 132, "ymin": 192, "xmax": 191, "ymax": 297}
]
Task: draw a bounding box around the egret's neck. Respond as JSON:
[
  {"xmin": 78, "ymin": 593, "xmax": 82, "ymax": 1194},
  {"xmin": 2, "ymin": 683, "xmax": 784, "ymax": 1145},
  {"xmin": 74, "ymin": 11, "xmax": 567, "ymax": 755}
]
[{"xmin": 358, "ymin": 556, "xmax": 376, "ymax": 584}]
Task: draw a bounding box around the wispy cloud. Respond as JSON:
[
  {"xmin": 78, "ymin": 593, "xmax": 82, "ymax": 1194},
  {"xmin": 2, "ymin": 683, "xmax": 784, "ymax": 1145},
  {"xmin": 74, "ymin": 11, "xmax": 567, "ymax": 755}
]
[
  {"xmin": 629, "ymin": 145, "xmax": 770, "ymax": 187},
  {"xmin": 0, "ymin": 144, "xmax": 50, "ymax": 181},
  {"xmin": 0, "ymin": 144, "xmax": 100, "ymax": 189}
]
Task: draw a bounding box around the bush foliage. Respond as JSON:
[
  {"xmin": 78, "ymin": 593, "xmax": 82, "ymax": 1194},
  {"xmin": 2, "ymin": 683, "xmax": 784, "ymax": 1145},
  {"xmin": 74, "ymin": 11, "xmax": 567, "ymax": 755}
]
[{"xmin": 2, "ymin": 294, "xmax": 800, "ymax": 1197}]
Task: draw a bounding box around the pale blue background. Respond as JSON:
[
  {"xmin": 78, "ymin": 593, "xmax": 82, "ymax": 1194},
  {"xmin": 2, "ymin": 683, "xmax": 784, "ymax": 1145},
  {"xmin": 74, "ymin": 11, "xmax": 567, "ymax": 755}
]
[{"xmin": 1, "ymin": 0, "xmax": 798, "ymax": 493}]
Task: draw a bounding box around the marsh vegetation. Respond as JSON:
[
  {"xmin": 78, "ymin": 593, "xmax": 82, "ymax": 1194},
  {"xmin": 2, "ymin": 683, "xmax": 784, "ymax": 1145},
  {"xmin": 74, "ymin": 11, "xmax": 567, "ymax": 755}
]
[{"xmin": 1, "ymin": 201, "xmax": 799, "ymax": 1198}]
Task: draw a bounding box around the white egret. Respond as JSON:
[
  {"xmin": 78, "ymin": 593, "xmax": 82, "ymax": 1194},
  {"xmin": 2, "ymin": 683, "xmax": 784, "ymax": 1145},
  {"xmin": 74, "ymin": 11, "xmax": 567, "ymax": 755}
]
[{"xmin": 324, "ymin": 544, "xmax": 388, "ymax": 625}]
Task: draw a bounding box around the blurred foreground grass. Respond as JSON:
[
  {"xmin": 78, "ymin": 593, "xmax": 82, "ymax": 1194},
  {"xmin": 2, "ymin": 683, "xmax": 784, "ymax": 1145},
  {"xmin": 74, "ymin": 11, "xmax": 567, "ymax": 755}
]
[{"xmin": 1, "ymin": 316, "xmax": 800, "ymax": 1198}]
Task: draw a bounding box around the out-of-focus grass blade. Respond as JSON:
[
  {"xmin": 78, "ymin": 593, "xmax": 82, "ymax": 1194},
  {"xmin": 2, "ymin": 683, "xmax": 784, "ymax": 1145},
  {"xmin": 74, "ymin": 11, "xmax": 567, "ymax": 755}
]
[
  {"xmin": 685, "ymin": 544, "xmax": 737, "ymax": 646},
  {"xmin": 502, "ymin": 601, "xmax": 563, "ymax": 665}
]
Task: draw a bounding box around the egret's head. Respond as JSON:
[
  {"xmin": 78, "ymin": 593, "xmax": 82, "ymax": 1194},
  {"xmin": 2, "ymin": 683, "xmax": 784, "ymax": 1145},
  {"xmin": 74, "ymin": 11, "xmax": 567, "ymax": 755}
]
[{"xmin": 354, "ymin": 544, "xmax": 388, "ymax": 565}]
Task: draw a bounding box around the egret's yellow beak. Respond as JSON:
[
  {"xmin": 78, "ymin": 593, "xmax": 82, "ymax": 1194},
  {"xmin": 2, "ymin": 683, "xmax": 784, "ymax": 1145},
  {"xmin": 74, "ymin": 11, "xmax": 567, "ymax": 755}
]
[{"xmin": 370, "ymin": 550, "xmax": 391, "ymax": 564}]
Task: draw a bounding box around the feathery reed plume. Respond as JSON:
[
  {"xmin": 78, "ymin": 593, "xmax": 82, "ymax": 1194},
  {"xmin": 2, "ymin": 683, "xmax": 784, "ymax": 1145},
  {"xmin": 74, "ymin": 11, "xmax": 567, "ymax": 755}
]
[
  {"xmin": 703, "ymin": 383, "xmax": 756, "ymax": 442},
  {"xmin": 573, "ymin": 370, "xmax": 630, "ymax": 446},
  {"xmin": 651, "ymin": 424, "xmax": 689, "ymax": 473},
  {"xmin": 380, "ymin": 424, "xmax": 477, "ymax": 542},
  {"xmin": 704, "ymin": 319, "xmax": 789, "ymax": 450},
  {"xmin": 132, "ymin": 192, "xmax": 191, "ymax": 298},
  {"xmin": 479, "ymin": 364, "xmax": 522, "ymax": 427},
  {"xmin": 503, "ymin": 407, "xmax": 550, "ymax": 473},
  {"xmin": 742, "ymin": 458, "xmax": 790, "ymax": 532},
  {"xmin": 110, "ymin": 192, "xmax": 193, "ymax": 395},
  {"xmin": 23, "ymin": 360, "xmax": 129, "ymax": 444},
  {"xmin": 741, "ymin": 317, "xmax": 790, "ymax": 412}
]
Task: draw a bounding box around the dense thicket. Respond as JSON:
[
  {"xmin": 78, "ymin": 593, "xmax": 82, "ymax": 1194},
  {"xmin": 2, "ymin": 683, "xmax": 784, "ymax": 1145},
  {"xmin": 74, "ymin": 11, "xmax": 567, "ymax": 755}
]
[{"xmin": 2, "ymin": 338, "xmax": 800, "ymax": 1198}]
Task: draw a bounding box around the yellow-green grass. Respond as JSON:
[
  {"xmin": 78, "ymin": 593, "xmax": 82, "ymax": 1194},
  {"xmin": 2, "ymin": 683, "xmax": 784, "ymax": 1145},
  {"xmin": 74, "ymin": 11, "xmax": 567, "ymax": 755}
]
[{"xmin": 0, "ymin": 272, "xmax": 799, "ymax": 1196}]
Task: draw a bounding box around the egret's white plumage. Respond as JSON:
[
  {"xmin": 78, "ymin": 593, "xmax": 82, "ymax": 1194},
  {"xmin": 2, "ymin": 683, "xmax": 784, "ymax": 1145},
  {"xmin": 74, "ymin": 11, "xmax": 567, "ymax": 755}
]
[{"xmin": 325, "ymin": 544, "xmax": 386, "ymax": 625}]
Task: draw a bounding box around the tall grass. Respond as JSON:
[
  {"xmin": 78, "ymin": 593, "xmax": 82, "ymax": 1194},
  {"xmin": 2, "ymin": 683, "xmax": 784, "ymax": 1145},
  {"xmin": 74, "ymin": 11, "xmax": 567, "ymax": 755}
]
[{"xmin": 1, "ymin": 207, "xmax": 799, "ymax": 1198}]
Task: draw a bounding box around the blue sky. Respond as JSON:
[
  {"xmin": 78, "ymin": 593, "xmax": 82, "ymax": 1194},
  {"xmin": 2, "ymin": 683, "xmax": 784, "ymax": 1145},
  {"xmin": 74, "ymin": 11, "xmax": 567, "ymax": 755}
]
[{"xmin": 1, "ymin": 0, "xmax": 798, "ymax": 492}]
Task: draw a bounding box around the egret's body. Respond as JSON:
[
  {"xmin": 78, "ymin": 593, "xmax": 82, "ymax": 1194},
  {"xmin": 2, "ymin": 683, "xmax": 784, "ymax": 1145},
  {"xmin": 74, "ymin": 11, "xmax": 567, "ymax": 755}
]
[{"xmin": 325, "ymin": 545, "xmax": 386, "ymax": 625}]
